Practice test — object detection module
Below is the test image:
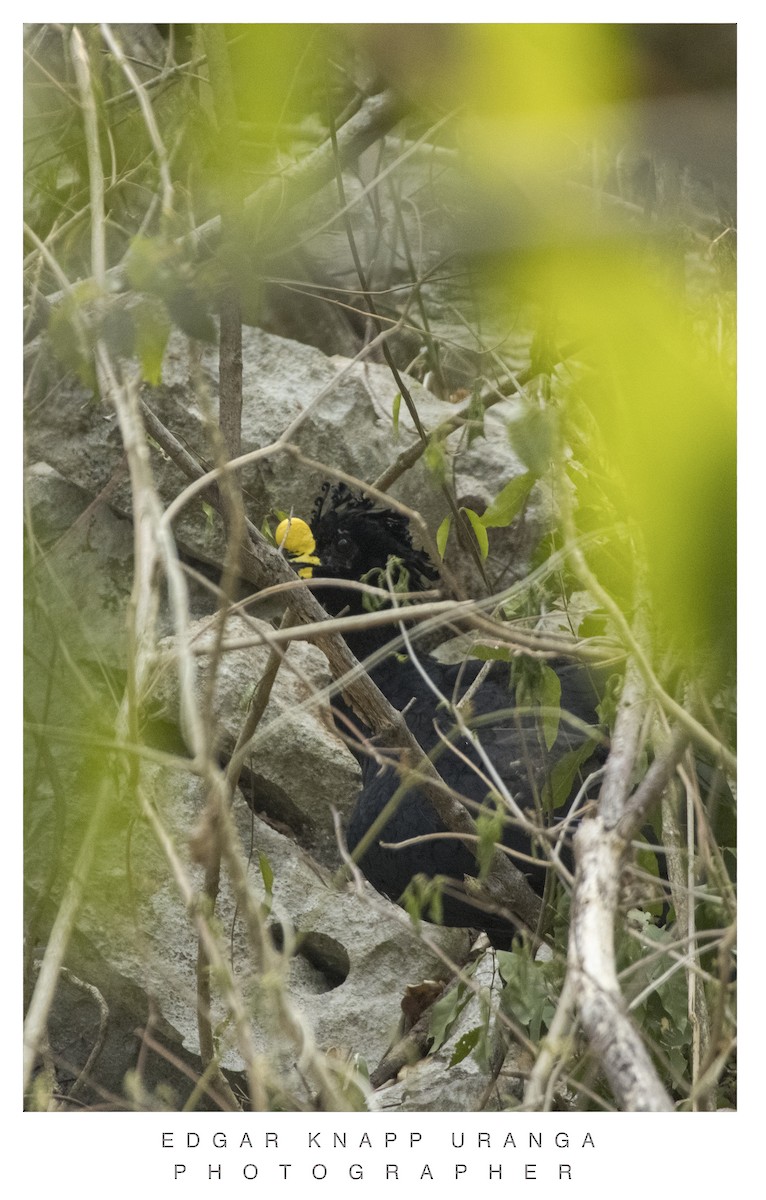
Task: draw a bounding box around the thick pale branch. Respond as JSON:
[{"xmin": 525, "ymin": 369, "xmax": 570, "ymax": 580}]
[
  {"xmin": 569, "ymin": 820, "xmax": 674, "ymax": 1111},
  {"xmin": 617, "ymin": 729, "xmax": 690, "ymax": 840},
  {"xmin": 566, "ymin": 653, "xmax": 679, "ymax": 1110}
]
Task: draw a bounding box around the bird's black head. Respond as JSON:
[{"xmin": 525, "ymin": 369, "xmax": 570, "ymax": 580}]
[{"xmin": 309, "ymin": 483, "xmax": 439, "ymax": 617}]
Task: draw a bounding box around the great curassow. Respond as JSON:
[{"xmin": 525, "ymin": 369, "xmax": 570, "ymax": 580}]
[{"xmin": 277, "ymin": 483, "xmax": 610, "ymax": 948}]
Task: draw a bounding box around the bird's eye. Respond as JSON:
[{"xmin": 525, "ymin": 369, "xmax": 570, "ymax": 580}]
[{"xmin": 336, "ymin": 536, "xmax": 352, "ymax": 553}]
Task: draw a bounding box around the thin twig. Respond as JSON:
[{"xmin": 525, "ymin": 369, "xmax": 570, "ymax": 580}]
[
  {"xmin": 70, "ymin": 28, "xmax": 106, "ymax": 289},
  {"xmin": 23, "ymin": 780, "xmax": 111, "ymax": 1094},
  {"xmin": 100, "ymin": 23, "xmax": 175, "ymax": 218}
]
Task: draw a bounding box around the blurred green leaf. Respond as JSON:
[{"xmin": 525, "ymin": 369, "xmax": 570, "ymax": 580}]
[
  {"xmin": 464, "ymin": 387, "xmax": 486, "ymax": 447},
  {"xmin": 522, "ymin": 244, "xmax": 736, "ymax": 669},
  {"xmin": 507, "ymin": 408, "xmax": 556, "ymax": 476},
  {"xmin": 47, "ymin": 302, "xmax": 96, "ymax": 392},
  {"xmin": 125, "ymin": 235, "xmax": 175, "ymax": 293},
  {"xmin": 424, "ymin": 437, "xmax": 448, "ymax": 484},
  {"xmin": 100, "ymin": 304, "xmax": 136, "ymax": 360},
  {"xmin": 134, "ymin": 299, "xmax": 171, "ymax": 385},
  {"xmin": 164, "ymin": 286, "xmax": 217, "ymax": 343}
]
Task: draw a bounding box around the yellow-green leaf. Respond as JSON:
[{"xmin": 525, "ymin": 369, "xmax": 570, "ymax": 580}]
[
  {"xmin": 436, "ymin": 515, "xmax": 452, "ymax": 557},
  {"xmin": 258, "ymin": 850, "xmax": 274, "ymax": 918},
  {"xmin": 392, "ymin": 392, "xmax": 401, "ymax": 439},
  {"xmin": 424, "ymin": 438, "xmax": 447, "ymax": 483},
  {"xmin": 506, "ymin": 407, "xmax": 556, "ymax": 476},
  {"xmin": 134, "ymin": 299, "xmax": 170, "ymax": 385},
  {"xmin": 538, "ymin": 664, "xmax": 563, "ymax": 750},
  {"xmin": 481, "ymin": 472, "xmax": 535, "ymax": 528},
  {"xmin": 462, "ymin": 507, "xmax": 489, "ymax": 559}
]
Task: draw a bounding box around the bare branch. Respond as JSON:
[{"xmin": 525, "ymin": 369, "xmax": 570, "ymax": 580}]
[
  {"xmin": 569, "ymin": 818, "xmax": 674, "ymax": 1111},
  {"xmin": 24, "ymin": 88, "xmax": 406, "ymax": 338}
]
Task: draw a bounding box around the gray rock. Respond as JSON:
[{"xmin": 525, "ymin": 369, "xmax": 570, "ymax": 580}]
[
  {"xmin": 65, "ymin": 760, "xmax": 470, "ymax": 1088},
  {"xmin": 24, "ymin": 461, "xmax": 135, "ymax": 667},
  {"xmin": 153, "ymin": 613, "xmax": 360, "ymax": 865},
  {"xmin": 24, "ymin": 313, "xmax": 544, "ymax": 1112},
  {"xmin": 25, "ymin": 322, "xmax": 546, "ymax": 594}
]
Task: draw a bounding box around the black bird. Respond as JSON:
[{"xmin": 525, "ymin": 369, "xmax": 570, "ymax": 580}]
[{"xmin": 278, "ymin": 483, "xmax": 608, "ymax": 946}]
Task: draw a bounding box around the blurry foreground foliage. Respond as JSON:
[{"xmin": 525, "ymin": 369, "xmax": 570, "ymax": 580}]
[
  {"xmin": 25, "ymin": 22, "xmax": 735, "ymax": 666},
  {"xmin": 392, "ymin": 22, "xmax": 735, "ymax": 669},
  {"xmin": 24, "ymin": 23, "xmax": 735, "ymax": 1112}
]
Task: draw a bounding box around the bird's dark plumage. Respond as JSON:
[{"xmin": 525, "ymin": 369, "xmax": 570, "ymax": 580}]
[{"xmin": 304, "ymin": 483, "xmax": 608, "ymax": 946}]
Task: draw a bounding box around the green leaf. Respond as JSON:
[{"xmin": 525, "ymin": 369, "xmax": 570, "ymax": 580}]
[
  {"xmin": 392, "ymin": 392, "xmax": 401, "ymax": 439},
  {"xmin": 258, "ymin": 851, "xmax": 274, "ymax": 910},
  {"xmin": 618, "ymin": 918, "xmax": 690, "ymax": 1044},
  {"xmin": 100, "ymin": 304, "xmax": 136, "ymax": 360},
  {"xmin": 507, "ymin": 406, "xmax": 556, "ymax": 475},
  {"xmin": 462, "ymin": 507, "xmax": 489, "ymax": 559},
  {"xmin": 496, "ymin": 949, "xmax": 563, "ymax": 1043},
  {"xmin": 424, "ymin": 438, "xmax": 447, "ymax": 483},
  {"xmin": 464, "ymin": 387, "xmax": 486, "ymax": 447},
  {"xmin": 538, "ymin": 664, "xmax": 563, "ymax": 750},
  {"xmin": 258, "ymin": 851, "xmax": 273, "ymax": 893},
  {"xmin": 469, "ymin": 643, "xmax": 512, "ymax": 662},
  {"xmin": 596, "ymin": 672, "xmax": 622, "ymax": 729},
  {"xmin": 480, "ymin": 472, "xmax": 535, "ymax": 528},
  {"xmin": 512, "ymin": 653, "xmax": 546, "ymax": 708},
  {"xmin": 134, "ymin": 299, "xmax": 171, "ymax": 385},
  {"xmin": 541, "ymin": 740, "xmax": 598, "ymax": 811},
  {"xmin": 475, "ymin": 803, "xmax": 505, "ymax": 879},
  {"xmin": 125, "ymin": 234, "xmax": 173, "ymax": 292},
  {"xmin": 401, "ymin": 873, "xmax": 444, "ymax": 929},
  {"xmin": 165, "ymin": 285, "xmax": 217, "ymax": 343},
  {"xmin": 436, "ymin": 515, "xmax": 452, "ymax": 558},
  {"xmin": 428, "ymin": 974, "xmax": 474, "ymax": 1053},
  {"xmin": 47, "ymin": 302, "xmax": 96, "ymax": 391},
  {"xmin": 360, "ymin": 556, "xmax": 413, "ymax": 612},
  {"xmin": 635, "ymin": 836, "xmax": 661, "ymax": 886},
  {"xmin": 449, "ymin": 1025, "xmax": 482, "ymax": 1067}
]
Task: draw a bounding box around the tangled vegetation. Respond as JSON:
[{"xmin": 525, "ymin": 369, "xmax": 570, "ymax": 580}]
[{"xmin": 24, "ymin": 23, "xmax": 736, "ymax": 1114}]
